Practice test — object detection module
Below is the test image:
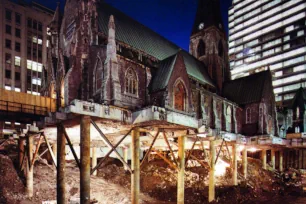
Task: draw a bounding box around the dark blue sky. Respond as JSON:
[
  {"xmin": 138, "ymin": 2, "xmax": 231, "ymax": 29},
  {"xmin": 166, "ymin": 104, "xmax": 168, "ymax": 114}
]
[{"xmin": 32, "ymin": 0, "xmax": 232, "ymax": 51}]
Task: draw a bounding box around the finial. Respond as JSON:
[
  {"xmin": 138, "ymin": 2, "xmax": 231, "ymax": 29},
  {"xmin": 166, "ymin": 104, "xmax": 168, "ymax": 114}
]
[{"xmin": 108, "ymin": 15, "xmax": 115, "ymax": 29}]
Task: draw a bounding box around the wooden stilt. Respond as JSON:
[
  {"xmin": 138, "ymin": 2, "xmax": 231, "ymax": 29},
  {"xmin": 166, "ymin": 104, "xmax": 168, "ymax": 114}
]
[
  {"xmin": 271, "ymin": 149, "xmax": 275, "ymax": 170},
  {"xmin": 279, "ymin": 150, "xmax": 283, "ymax": 172},
  {"xmin": 18, "ymin": 137, "xmax": 25, "ymax": 170},
  {"xmin": 57, "ymin": 123, "xmax": 66, "ymax": 204},
  {"xmin": 209, "ymin": 140, "xmax": 216, "ymax": 202},
  {"xmin": 92, "ymin": 147, "xmax": 97, "ymax": 176},
  {"xmin": 242, "ymin": 147, "xmax": 247, "ymax": 179},
  {"xmin": 262, "ymin": 149, "xmax": 267, "ymax": 170},
  {"xmin": 80, "ymin": 115, "xmax": 91, "ymax": 204},
  {"xmin": 26, "ymin": 136, "xmax": 34, "ymax": 198},
  {"xmin": 177, "ymin": 136, "xmax": 185, "ymax": 204},
  {"xmin": 123, "ymin": 147, "xmax": 129, "ymax": 171},
  {"xmin": 232, "ymin": 144, "xmax": 238, "ymax": 186},
  {"xmin": 131, "ymin": 128, "xmax": 140, "ymax": 204}
]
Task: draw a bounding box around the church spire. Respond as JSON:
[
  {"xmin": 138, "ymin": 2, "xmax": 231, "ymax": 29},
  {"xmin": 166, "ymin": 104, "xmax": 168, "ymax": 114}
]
[{"xmin": 191, "ymin": 0, "xmax": 224, "ymax": 35}]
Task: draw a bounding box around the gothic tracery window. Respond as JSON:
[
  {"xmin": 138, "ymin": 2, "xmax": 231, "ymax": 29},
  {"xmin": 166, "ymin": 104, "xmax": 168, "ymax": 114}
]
[
  {"xmin": 246, "ymin": 108, "xmax": 251, "ymax": 124},
  {"xmin": 197, "ymin": 39, "xmax": 205, "ymax": 57},
  {"xmin": 174, "ymin": 81, "xmax": 186, "ymax": 111},
  {"xmin": 125, "ymin": 68, "xmax": 138, "ymax": 95}
]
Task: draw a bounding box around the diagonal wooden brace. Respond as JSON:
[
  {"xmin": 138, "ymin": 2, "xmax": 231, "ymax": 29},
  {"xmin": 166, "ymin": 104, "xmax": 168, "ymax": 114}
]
[
  {"xmin": 185, "ymin": 136, "xmax": 199, "ymax": 166},
  {"xmin": 152, "ymin": 149, "xmax": 178, "ymax": 170},
  {"xmin": 62, "ymin": 125, "xmax": 81, "ymax": 170},
  {"xmin": 140, "ymin": 130, "xmax": 160, "ymax": 168},
  {"xmin": 91, "ymin": 120, "xmax": 133, "ymax": 174},
  {"xmin": 30, "ymin": 134, "xmax": 43, "ymax": 168},
  {"xmin": 43, "ymin": 134, "xmax": 57, "ymax": 168},
  {"xmin": 215, "ymin": 139, "xmax": 225, "ymax": 165},
  {"xmin": 162, "ymin": 132, "xmax": 178, "ymax": 167}
]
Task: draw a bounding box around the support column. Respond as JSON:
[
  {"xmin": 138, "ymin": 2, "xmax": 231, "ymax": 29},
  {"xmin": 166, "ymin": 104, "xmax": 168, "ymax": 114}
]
[
  {"xmin": 209, "ymin": 140, "xmax": 216, "ymax": 202},
  {"xmin": 92, "ymin": 147, "xmax": 97, "ymax": 176},
  {"xmin": 131, "ymin": 128, "xmax": 140, "ymax": 204},
  {"xmin": 232, "ymin": 144, "xmax": 238, "ymax": 186},
  {"xmin": 26, "ymin": 136, "xmax": 34, "ymax": 197},
  {"xmin": 52, "ymin": 142, "xmax": 57, "ymax": 164},
  {"xmin": 123, "ymin": 147, "xmax": 129, "ymax": 171},
  {"xmin": 80, "ymin": 116, "xmax": 91, "ymax": 204},
  {"xmin": 177, "ymin": 136, "xmax": 185, "ymax": 204},
  {"xmin": 271, "ymin": 149, "xmax": 275, "ymax": 170},
  {"xmin": 18, "ymin": 136, "xmax": 25, "ymax": 169},
  {"xmin": 242, "ymin": 147, "xmax": 247, "ymax": 179},
  {"xmin": 262, "ymin": 150, "xmax": 267, "ymax": 170},
  {"xmin": 57, "ymin": 123, "xmax": 66, "ymax": 204},
  {"xmin": 279, "ymin": 150, "xmax": 283, "ymax": 172},
  {"xmin": 299, "ymin": 149, "xmax": 303, "ymax": 169}
]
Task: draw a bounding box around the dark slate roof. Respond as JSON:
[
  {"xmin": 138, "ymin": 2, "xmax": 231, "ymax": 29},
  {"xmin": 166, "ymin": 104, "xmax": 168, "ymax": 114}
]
[
  {"xmin": 97, "ymin": 2, "xmax": 215, "ymax": 88},
  {"xmin": 223, "ymin": 71, "xmax": 271, "ymax": 105},
  {"xmin": 191, "ymin": 0, "xmax": 224, "ymax": 35},
  {"xmin": 290, "ymin": 87, "xmax": 306, "ymax": 110}
]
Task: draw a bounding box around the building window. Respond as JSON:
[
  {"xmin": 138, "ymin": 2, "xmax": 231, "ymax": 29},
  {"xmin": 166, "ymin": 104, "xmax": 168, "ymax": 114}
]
[
  {"xmin": 38, "ymin": 23, "xmax": 42, "ymax": 32},
  {"xmin": 296, "ymin": 107, "xmax": 300, "ymax": 119},
  {"xmin": 5, "ymin": 70, "xmax": 11, "ymax": 79},
  {"xmin": 15, "ymin": 28, "xmax": 21, "ymax": 38},
  {"xmin": 226, "ymin": 106, "xmax": 232, "ymax": 123},
  {"xmin": 5, "ymin": 9, "xmax": 12, "ymax": 21},
  {"xmin": 15, "ymin": 72, "xmax": 21, "ymax": 81},
  {"xmin": 174, "ymin": 80, "xmax": 186, "ymax": 111},
  {"xmin": 5, "ymin": 25, "xmax": 11, "ymax": 34},
  {"xmin": 246, "ymin": 108, "xmax": 251, "ymax": 124},
  {"xmin": 15, "ymin": 56, "xmax": 21, "ymax": 66},
  {"xmin": 5, "ymin": 53, "xmax": 11, "ymax": 64},
  {"xmin": 27, "ymin": 18, "xmax": 32, "ymax": 28},
  {"xmin": 218, "ymin": 40, "xmax": 223, "ymax": 57},
  {"xmin": 33, "ymin": 20, "xmax": 37, "ymax": 29},
  {"xmin": 197, "ymin": 40, "xmax": 205, "ymax": 57},
  {"xmin": 15, "ymin": 42, "xmax": 21, "ymax": 52},
  {"xmin": 125, "ymin": 68, "xmax": 138, "ymax": 95},
  {"xmin": 5, "ymin": 39, "xmax": 11, "ymax": 49},
  {"xmin": 15, "ymin": 13, "xmax": 21, "ymax": 24}
]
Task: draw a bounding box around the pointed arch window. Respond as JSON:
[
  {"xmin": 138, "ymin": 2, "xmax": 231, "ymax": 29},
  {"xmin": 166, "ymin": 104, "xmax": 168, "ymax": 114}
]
[
  {"xmin": 218, "ymin": 40, "xmax": 223, "ymax": 57},
  {"xmin": 125, "ymin": 68, "xmax": 138, "ymax": 95},
  {"xmin": 174, "ymin": 81, "xmax": 186, "ymax": 111},
  {"xmin": 246, "ymin": 108, "xmax": 251, "ymax": 124},
  {"xmin": 296, "ymin": 107, "xmax": 300, "ymax": 119},
  {"xmin": 226, "ymin": 106, "xmax": 232, "ymax": 123},
  {"xmin": 197, "ymin": 40, "xmax": 205, "ymax": 57}
]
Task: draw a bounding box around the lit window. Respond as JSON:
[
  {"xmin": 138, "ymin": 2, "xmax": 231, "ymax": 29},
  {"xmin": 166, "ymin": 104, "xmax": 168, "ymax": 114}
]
[
  {"xmin": 32, "ymin": 78, "xmax": 41, "ymax": 86},
  {"xmin": 15, "ymin": 88, "xmax": 21, "ymax": 92},
  {"xmin": 15, "ymin": 56, "xmax": 21, "ymax": 66},
  {"xmin": 38, "ymin": 39, "xmax": 43, "ymax": 45},
  {"xmin": 32, "ymin": 36, "xmax": 37, "ymax": 43},
  {"xmin": 5, "ymin": 86, "xmax": 11, "ymax": 90},
  {"xmin": 125, "ymin": 68, "xmax": 138, "ymax": 95},
  {"xmin": 296, "ymin": 107, "xmax": 300, "ymax": 119},
  {"xmin": 246, "ymin": 108, "xmax": 251, "ymax": 124}
]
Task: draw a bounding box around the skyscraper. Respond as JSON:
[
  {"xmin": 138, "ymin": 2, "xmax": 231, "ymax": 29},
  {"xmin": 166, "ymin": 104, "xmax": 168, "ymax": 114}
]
[
  {"xmin": 228, "ymin": 0, "xmax": 306, "ymax": 106},
  {"xmin": 0, "ymin": 0, "xmax": 53, "ymax": 95}
]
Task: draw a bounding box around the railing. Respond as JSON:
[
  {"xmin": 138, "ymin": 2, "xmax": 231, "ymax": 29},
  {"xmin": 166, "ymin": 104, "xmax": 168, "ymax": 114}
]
[{"xmin": 0, "ymin": 100, "xmax": 48, "ymax": 116}]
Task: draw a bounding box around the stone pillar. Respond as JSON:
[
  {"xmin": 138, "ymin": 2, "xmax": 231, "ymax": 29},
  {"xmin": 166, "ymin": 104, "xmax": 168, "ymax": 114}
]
[
  {"xmin": 26, "ymin": 136, "xmax": 34, "ymax": 197},
  {"xmin": 92, "ymin": 147, "xmax": 97, "ymax": 176},
  {"xmin": 80, "ymin": 116, "xmax": 91, "ymax": 204},
  {"xmin": 262, "ymin": 150, "xmax": 267, "ymax": 170},
  {"xmin": 242, "ymin": 148, "xmax": 247, "ymax": 179},
  {"xmin": 232, "ymin": 144, "xmax": 238, "ymax": 186},
  {"xmin": 209, "ymin": 140, "xmax": 216, "ymax": 202},
  {"xmin": 279, "ymin": 150, "xmax": 283, "ymax": 172},
  {"xmin": 177, "ymin": 136, "xmax": 185, "ymax": 204},
  {"xmin": 131, "ymin": 128, "xmax": 140, "ymax": 204},
  {"xmin": 271, "ymin": 149, "xmax": 275, "ymax": 170},
  {"xmin": 57, "ymin": 124, "xmax": 66, "ymax": 204}
]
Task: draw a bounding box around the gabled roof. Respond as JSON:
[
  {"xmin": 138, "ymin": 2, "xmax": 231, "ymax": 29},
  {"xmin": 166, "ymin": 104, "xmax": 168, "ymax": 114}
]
[
  {"xmin": 290, "ymin": 87, "xmax": 306, "ymax": 110},
  {"xmin": 97, "ymin": 2, "xmax": 214, "ymax": 88},
  {"xmin": 191, "ymin": 0, "xmax": 224, "ymax": 35},
  {"xmin": 223, "ymin": 71, "xmax": 271, "ymax": 105}
]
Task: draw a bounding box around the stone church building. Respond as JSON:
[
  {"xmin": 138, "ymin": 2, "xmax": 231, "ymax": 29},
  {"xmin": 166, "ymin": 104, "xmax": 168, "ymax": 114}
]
[{"xmin": 42, "ymin": 0, "xmax": 278, "ymax": 137}]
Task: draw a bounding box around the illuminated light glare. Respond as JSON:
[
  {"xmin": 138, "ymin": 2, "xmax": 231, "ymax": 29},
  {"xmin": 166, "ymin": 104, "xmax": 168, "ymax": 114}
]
[
  {"xmin": 197, "ymin": 133, "xmax": 207, "ymax": 138},
  {"xmin": 215, "ymin": 159, "xmax": 230, "ymax": 177},
  {"xmin": 248, "ymin": 147, "xmax": 258, "ymax": 153},
  {"xmin": 238, "ymin": 145, "xmax": 245, "ymax": 152}
]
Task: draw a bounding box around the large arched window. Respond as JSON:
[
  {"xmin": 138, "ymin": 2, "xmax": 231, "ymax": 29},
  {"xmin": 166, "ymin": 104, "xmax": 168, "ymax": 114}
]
[
  {"xmin": 218, "ymin": 40, "xmax": 223, "ymax": 57},
  {"xmin": 296, "ymin": 107, "xmax": 300, "ymax": 119},
  {"xmin": 174, "ymin": 81, "xmax": 186, "ymax": 111},
  {"xmin": 197, "ymin": 40, "xmax": 205, "ymax": 57},
  {"xmin": 246, "ymin": 108, "xmax": 251, "ymax": 124},
  {"xmin": 226, "ymin": 106, "xmax": 232, "ymax": 123},
  {"xmin": 125, "ymin": 68, "xmax": 138, "ymax": 95}
]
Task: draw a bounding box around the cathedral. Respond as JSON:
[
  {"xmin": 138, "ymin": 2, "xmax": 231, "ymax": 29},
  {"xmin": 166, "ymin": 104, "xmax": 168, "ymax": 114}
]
[{"xmin": 42, "ymin": 0, "xmax": 278, "ymax": 138}]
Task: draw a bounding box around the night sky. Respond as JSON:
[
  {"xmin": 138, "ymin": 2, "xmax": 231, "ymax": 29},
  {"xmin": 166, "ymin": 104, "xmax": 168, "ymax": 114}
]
[{"xmin": 30, "ymin": 0, "xmax": 232, "ymax": 51}]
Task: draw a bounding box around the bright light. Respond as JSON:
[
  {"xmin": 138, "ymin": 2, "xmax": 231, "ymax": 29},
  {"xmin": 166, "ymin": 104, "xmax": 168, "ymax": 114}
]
[
  {"xmin": 197, "ymin": 133, "xmax": 207, "ymax": 138},
  {"xmin": 248, "ymin": 147, "xmax": 258, "ymax": 152},
  {"xmin": 238, "ymin": 145, "xmax": 245, "ymax": 152},
  {"xmin": 215, "ymin": 159, "xmax": 230, "ymax": 177}
]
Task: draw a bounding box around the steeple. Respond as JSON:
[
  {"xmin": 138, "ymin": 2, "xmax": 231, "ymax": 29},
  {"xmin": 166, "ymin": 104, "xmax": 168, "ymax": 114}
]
[{"xmin": 191, "ymin": 0, "xmax": 224, "ymax": 36}]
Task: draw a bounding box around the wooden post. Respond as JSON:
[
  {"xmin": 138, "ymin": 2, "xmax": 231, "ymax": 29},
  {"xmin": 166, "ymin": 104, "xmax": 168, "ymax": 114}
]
[
  {"xmin": 271, "ymin": 149, "xmax": 275, "ymax": 170},
  {"xmin": 299, "ymin": 149, "xmax": 303, "ymax": 169},
  {"xmin": 209, "ymin": 140, "xmax": 216, "ymax": 202},
  {"xmin": 123, "ymin": 147, "xmax": 129, "ymax": 171},
  {"xmin": 279, "ymin": 150, "xmax": 283, "ymax": 172},
  {"xmin": 80, "ymin": 116, "xmax": 91, "ymax": 204},
  {"xmin": 26, "ymin": 136, "xmax": 34, "ymax": 197},
  {"xmin": 131, "ymin": 128, "xmax": 140, "ymax": 204},
  {"xmin": 242, "ymin": 147, "xmax": 247, "ymax": 179},
  {"xmin": 57, "ymin": 123, "xmax": 66, "ymax": 204},
  {"xmin": 92, "ymin": 147, "xmax": 97, "ymax": 176},
  {"xmin": 262, "ymin": 150, "xmax": 267, "ymax": 170},
  {"xmin": 232, "ymin": 144, "xmax": 238, "ymax": 186},
  {"xmin": 177, "ymin": 136, "xmax": 185, "ymax": 204},
  {"xmin": 18, "ymin": 137, "xmax": 25, "ymax": 169},
  {"xmin": 52, "ymin": 142, "xmax": 57, "ymax": 162}
]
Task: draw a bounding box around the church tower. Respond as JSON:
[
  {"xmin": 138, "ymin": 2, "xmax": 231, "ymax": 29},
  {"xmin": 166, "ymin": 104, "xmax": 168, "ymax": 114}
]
[{"xmin": 190, "ymin": 0, "xmax": 229, "ymax": 92}]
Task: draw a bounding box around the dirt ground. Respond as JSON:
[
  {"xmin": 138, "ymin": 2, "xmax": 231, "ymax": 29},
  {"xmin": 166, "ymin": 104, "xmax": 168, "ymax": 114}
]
[{"xmin": 0, "ymin": 142, "xmax": 306, "ymax": 204}]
